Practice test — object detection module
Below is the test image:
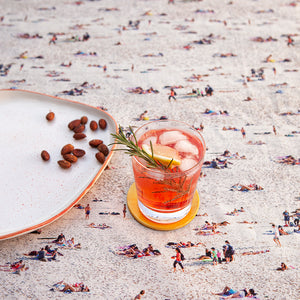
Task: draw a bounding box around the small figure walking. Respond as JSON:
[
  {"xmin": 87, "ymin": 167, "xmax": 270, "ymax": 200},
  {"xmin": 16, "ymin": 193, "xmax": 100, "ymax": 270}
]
[
  {"xmin": 272, "ymin": 224, "xmax": 281, "ymax": 247},
  {"xmin": 123, "ymin": 204, "xmax": 127, "ymax": 218},
  {"xmin": 134, "ymin": 290, "xmax": 145, "ymax": 300},
  {"xmin": 241, "ymin": 127, "xmax": 246, "ymax": 139},
  {"xmin": 103, "ymin": 65, "xmax": 107, "ymax": 72},
  {"xmin": 172, "ymin": 247, "xmax": 184, "ymax": 272},
  {"xmin": 273, "ymin": 125, "xmax": 277, "ymax": 135},
  {"xmin": 49, "ymin": 34, "xmax": 57, "ymax": 45},
  {"xmin": 85, "ymin": 204, "xmax": 90, "ymax": 220},
  {"xmin": 168, "ymin": 88, "xmax": 177, "ymax": 102},
  {"xmin": 287, "ymin": 36, "xmax": 294, "ymax": 47}
]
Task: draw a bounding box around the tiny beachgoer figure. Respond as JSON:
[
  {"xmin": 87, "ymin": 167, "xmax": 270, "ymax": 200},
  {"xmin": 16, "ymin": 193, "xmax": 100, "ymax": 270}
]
[
  {"xmin": 283, "ymin": 210, "xmax": 290, "ymax": 226},
  {"xmin": 139, "ymin": 110, "xmax": 148, "ymax": 120},
  {"xmin": 49, "ymin": 34, "xmax": 57, "ymax": 45},
  {"xmin": 37, "ymin": 248, "xmax": 47, "ymax": 262},
  {"xmin": 212, "ymin": 287, "xmax": 257, "ymax": 298},
  {"xmin": 55, "ymin": 281, "xmax": 90, "ymax": 292},
  {"xmin": 82, "ymin": 32, "xmax": 90, "ymax": 41},
  {"xmin": 123, "ymin": 204, "xmax": 127, "ymax": 218},
  {"xmin": 172, "ymin": 247, "xmax": 184, "ymax": 272},
  {"xmin": 168, "ymin": 88, "xmax": 177, "ymax": 102},
  {"xmin": 48, "ymin": 249, "xmax": 58, "ymax": 261},
  {"xmin": 272, "ymin": 224, "xmax": 281, "ymax": 247},
  {"xmin": 103, "ymin": 65, "xmax": 107, "ymax": 72},
  {"xmin": 277, "ymin": 262, "xmax": 288, "ymax": 271},
  {"xmin": 224, "ymin": 240, "xmax": 234, "ymax": 263},
  {"xmin": 287, "ymin": 36, "xmax": 294, "ymax": 47},
  {"xmin": 66, "ymin": 237, "xmax": 75, "ymax": 248},
  {"xmin": 211, "ymin": 247, "xmax": 217, "ymax": 265},
  {"xmin": 205, "ymin": 85, "xmax": 213, "ymax": 96},
  {"xmin": 85, "ymin": 204, "xmax": 91, "ymax": 219},
  {"xmin": 241, "ymin": 127, "xmax": 246, "ymax": 139},
  {"xmin": 53, "ymin": 233, "xmax": 66, "ymax": 244},
  {"xmin": 266, "ymin": 54, "xmax": 273, "ymax": 62},
  {"xmin": 278, "ymin": 226, "xmax": 289, "ymax": 235},
  {"xmin": 273, "ymin": 125, "xmax": 277, "ymax": 135},
  {"xmin": 134, "ymin": 290, "xmax": 145, "ymax": 299},
  {"xmin": 217, "ymin": 249, "xmax": 222, "ymax": 263}
]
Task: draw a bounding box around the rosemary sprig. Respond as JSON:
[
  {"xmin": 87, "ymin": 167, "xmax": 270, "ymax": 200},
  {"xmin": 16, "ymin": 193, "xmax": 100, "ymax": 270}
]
[{"xmin": 109, "ymin": 125, "xmax": 172, "ymax": 170}]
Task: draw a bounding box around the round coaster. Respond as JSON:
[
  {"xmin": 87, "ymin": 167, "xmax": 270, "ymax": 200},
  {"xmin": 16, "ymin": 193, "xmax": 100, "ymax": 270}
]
[{"xmin": 127, "ymin": 183, "xmax": 200, "ymax": 231}]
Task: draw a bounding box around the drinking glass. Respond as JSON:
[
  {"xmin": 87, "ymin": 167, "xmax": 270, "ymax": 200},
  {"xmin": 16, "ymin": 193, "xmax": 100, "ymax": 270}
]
[{"xmin": 131, "ymin": 120, "xmax": 205, "ymax": 223}]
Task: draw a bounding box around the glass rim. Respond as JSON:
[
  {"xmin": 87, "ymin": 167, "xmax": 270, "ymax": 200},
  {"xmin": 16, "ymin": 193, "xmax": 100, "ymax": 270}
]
[{"xmin": 131, "ymin": 119, "xmax": 206, "ymax": 174}]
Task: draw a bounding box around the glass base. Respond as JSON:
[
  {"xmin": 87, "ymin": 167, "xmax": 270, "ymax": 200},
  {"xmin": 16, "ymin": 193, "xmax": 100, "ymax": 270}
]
[{"xmin": 138, "ymin": 201, "xmax": 192, "ymax": 224}]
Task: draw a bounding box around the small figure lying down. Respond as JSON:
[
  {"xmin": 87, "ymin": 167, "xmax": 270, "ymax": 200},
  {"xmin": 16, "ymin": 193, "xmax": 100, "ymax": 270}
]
[
  {"xmin": 53, "ymin": 281, "xmax": 90, "ymax": 292},
  {"xmin": 203, "ymin": 158, "xmax": 231, "ymax": 169},
  {"xmin": 87, "ymin": 223, "xmax": 111, "ymax": 229},
  {"xmin": 223, "ymin": 126, "xmax": 240, "ymax": 131},
  {"xmin": 24, "ymin": 245, "xmax": 63, "ymax": 260},
  {"xmin": 74, "ymin": 204, "xmax": 84, "ymax": 209},
  {"xmin": 230, "ymin": 184, "xmax": 263, "ymax": 191},
  {"xmin": 99, "ymin": 212, "xmax": 120, "ymax": 215},
  {"xmin": 226, "ymin": 207, "xmax": 245, "ymax": 216},
  {"xmin": 212, "ymin": 286, "xmax": 257, "ymax": 298},
  {"xmin": 0, "ymin": 260, "xmax": 28, "ymax": 273},
  {"xmin": 220, "ymin": 150, "xmax": 246, "ymax": 159},
  {"xmin": 52, "ymin": 237, "xmax": 81, "ymax": 249},
  {"xmin": 237, "ymin": 220, "xmax": 258, "ymax": 224},
  {"xmin": 203, "ymin": 109, "xmax": 229, "ymax": 115},
  {"xmin": 278, "ymin": 226, "xmax": 292, "ymax": 235},
  {"xmin": 275, "ymin": 155, "xmax": 300, "ymax": 165},
  {"xmin": 194, "ymin": 221, "xmax": 230, "ymax": 231},
  {"xmin": 241, "ymin": 249, "xmax": 270, "ymax": 255},
  {"xmin": 114, "ymin": 244, "xmax": 161, "ymax": 258},
  {"xmin": 126, "ymin": 86, "xmax": 159, "ymax": 94},
  {"xmin": 195, "ymin": 248, "xmax": 213, "ymax": 261},
  {"xmin": 196, "ymin": 230, "xmax": 224, "ymax": 236},
  {"xmin": 166, "ymin": 241, "xmax": 204, "ymax": 248},
  {"xmin": 247, "ymin": 140, "xmax": 266, "ymax": 145}
]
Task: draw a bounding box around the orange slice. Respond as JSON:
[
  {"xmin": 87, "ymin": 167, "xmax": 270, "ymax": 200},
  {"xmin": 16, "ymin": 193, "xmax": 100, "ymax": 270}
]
[{"xmin": 142, "ymin": 143, "xmax": 181, "ymax": 167}]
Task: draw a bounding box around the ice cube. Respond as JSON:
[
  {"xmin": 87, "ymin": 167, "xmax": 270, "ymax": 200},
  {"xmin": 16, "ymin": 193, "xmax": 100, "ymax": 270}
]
[
  {"xmin": 143, "ymin": 136, "xmax": 157, "ymax": 146},
  {"xmin": 179, "ymin": 158, "xmax": 197, "ymax": 172},
  {"xmin": 159, "ymin": 130, "xmax": 187, "ymax": 145},
  {"xmin": 175, "ymin": 140, "xmax": 199, "ymax": 156}
]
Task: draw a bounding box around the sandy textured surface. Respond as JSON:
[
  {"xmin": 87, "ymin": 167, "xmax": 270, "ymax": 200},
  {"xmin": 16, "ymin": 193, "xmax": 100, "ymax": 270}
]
[{"xmin": 0, "ymin": 0, "xmax": 299, "ymax": 299}]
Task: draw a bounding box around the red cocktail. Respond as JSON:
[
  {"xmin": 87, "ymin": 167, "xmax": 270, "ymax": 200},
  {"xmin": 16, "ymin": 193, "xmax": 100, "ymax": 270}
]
[{"xmin": 132, "ymin": 120, "xmax": 205, "ymax": 223}]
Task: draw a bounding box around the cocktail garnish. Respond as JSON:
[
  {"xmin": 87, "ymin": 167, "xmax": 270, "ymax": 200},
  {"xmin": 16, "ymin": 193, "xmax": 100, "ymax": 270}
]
[
  {"xmin": 142, "ymin": 144, "xmax": 181, "ymax": 168},
  {"xmin": 110, "ymin": 125, "xmax": 174, "ymax": 170}
]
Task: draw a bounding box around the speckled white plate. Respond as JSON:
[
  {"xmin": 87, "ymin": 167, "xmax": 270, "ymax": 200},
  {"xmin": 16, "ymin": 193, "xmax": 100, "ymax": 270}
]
[{"xmin": 0, "ymin": 90, "xmax": 117, "ymax": 240}]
